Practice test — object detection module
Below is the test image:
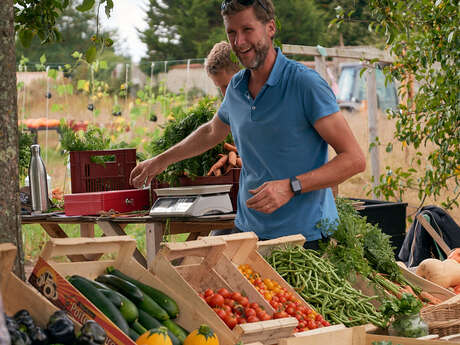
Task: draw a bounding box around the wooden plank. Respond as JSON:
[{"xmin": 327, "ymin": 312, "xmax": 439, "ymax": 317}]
[
  {"xmin": 257, "ymin": 234, "xmax": 306, "ymax": 257},
  {"xmin": 282, "ymin": 44, "xmax": 394, "ymax": 63},
  {"xmin": 314, "ymin": 55, "xmax": 329, "ymax": 84},
  {"xmin": 367, "ymin": 67, "xmax": 380, "ymax": 195},
  {"xmin": 146, "ymin": 222, "xmax": 163, "ymax": 268},
  {"xmin": 96, "ymin": 220, "xmax": 147, "ymax": 268},
  {"xmin": 169, "ymin": 221, "xmax": 234, "ymax": 234},
  {"xmin": 39, "ymin": 223, "xmax": 89, "ymax": 262},
  {"xmin": 279, "ymin": 325, "xmax": 355, "ymax": 345},
  {"xmin": 417, "ymin": 214, "xmax": 451, "ymax": 255},
  {"xmin": 366, "ymin": 333, "xmax": 460, "ymax": 344}
]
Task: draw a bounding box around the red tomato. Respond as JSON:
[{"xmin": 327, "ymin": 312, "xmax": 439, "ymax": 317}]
[
  {"xmin": 204, "ymin": 288, "xmax": 214, "ymax": 297},
  {"xmin": 231, "ymin": 292, "xmax": 242, "ymax": 300},
  {"xmin": 223, "ymin": 314, "xmax": 238, "ymax": 329},
  {"xmin": 259, "ymin": 313, "xmax": 272, "ymax": 321},
  {"xmin": 214, "ymin": 308, "xmax": 227, "ymax": 320},
  {"xmin": 218, "ymin": 288, "xmax": 231, "ymax": 298},
  {"xmin": 209, "ymin": 294, "xmax": 225, "ymax": 308},
  {"xmin": 237, "ymin": 316, "xmax": 247, "ymax": 324},
  {"xmin": 224, "ymin": 298, "xmax": 235, "ymax": 307},
  {"xmin": 250, "ymin": 302, "xmax": 259, "ymax": 309},
  {"xmin": 279, "ymin": 296, "xmax": 287, "ymax": 304},
  {"xmin": 298, "ymin": 321, "xmax": 306, "ymax": 329},
  {"xmin": 245, "ymin": 308, "xmax": 256, "ymax": 317},
  {"xmin": 223, "ymin": 305, "xmax": 232, "ymax": 313},
  {"xmin": 273, "ymin": 311, "xmax": 289, "ymax": 319},
  {"xmin": 285, "ymin": 307, "xmax": 296, "ymax": 316},
  {"xmin": 315, "ymin": 314, "xmax": 323, "ymax": 322},
  {"xmin": 247, "ymin": 315, "xmax": 260, "ymax": 323},
  {"xmin": 306, "ymin": 320, "xmax": 316, "ymax": 329},
  {"xmin": 238, "ymin": 296, "xmax": 249, "ymax": 307},
  {"xmin": 322, "ymin": 320, "xmax": 331, "ymax": 327},
  {"xmin": 205, "ymin": 295, "xmax": 215, "ymax": 305}
]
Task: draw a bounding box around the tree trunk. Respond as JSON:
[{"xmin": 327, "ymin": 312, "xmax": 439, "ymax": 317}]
[{"xmin": 0, "ymin": 0, "xmax": 25, "ymax": 279}]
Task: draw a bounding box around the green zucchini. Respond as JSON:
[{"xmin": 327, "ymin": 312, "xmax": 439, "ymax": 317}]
[
  {"xmin": 137, "ymin": 292, "xmax": 169, "ymax": 321},
  {"xmin": 162, "ymin": 319, "xmax": 188, "ymax": 343},
  {"xmin": 107, "ymin": 267, "xmax": 179, "ymax": 318},
  {"xmin": 131, "ymin": 320, "xmax": 147, "ymax": 336},
  {"xmin": 128, "ymin": 327, "xmax": 140, "ymax": 341},
  {"xmin": 68, "ymin": 275, "xmax": 129, "ymax": 334},
  {"xmin": 100, "ymin": 288, "xmax": 123, "ymax": 308},
  {"xmin": 87, "ymin": 279, "xmax": 112, "ymax": 291},
  {"xmin": 96, "ymin": 274, "xmax": 144, "ymax": 304},
  {"xmin": 110, "ymin": 290, "xmax": 139, "ymax": 324},
  {"xmin": 138, "ymin": 310, "xmax": 181, "ymax": 345}
]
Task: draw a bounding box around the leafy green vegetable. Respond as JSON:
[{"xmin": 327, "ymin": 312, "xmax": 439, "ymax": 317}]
[
  {"xmin": 147, "ymin": 97, "xmax": 232, "ymax": 186},
  {"xmin": 18, "ymin": 127, "xmax": 35, "ymax": 182},
  {"xmin": 380, "ymin": 293, "xmax": 423, "ymax": 320},
  {"xmin": 59, "ymin": 120, "xmax": 110, "ymax": 152}
]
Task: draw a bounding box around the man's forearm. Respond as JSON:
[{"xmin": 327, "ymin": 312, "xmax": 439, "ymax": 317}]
[{"xmin": 297, "ymin": 151, "xmax": 365, "ymax": 193}]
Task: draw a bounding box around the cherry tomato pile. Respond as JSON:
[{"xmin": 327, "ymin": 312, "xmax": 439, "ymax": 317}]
[
  {"xmin": 199, "ymin": 288, "xmax": 272, "ymax": 329},
  {"xmin": 239, "ymin": 264, "xmax": 330, "ymax": 333}
]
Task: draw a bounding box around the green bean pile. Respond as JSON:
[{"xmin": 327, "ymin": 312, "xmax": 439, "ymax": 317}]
[{"xmin": 266, "ymin": 246, "xmax": 386, "ymax": 328}]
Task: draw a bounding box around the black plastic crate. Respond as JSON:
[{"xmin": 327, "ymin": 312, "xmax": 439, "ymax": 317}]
[{"xmin": 349, "ymin": 198, "xmax": 408, "ymax": 256}]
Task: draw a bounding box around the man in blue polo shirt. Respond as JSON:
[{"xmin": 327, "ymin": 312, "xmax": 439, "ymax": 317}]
[{"xmin": 130, "ymin": 0, "xmax": 365, "ymax": 249}]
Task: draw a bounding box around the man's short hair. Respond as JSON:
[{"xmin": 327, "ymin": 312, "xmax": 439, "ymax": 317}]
[
  {"xmin": 221, "ymin": 0, "xmax": 275, "ymax": 24},
  {"xmin": 205, "ymin": 41, "xmax": 241, "ymax": 75}
]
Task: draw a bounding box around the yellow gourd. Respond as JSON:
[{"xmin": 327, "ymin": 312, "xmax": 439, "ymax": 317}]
[
  {"xmin": 416, "ymin": 258, "xmax": 460, "ymax": 288},
  {"xmin": 136, "ymin": 327, "xmax": 172, "ymax": 345},
  {"xmin": 183, "ymin": 324, "xmax": 219, "ymax": 345}
]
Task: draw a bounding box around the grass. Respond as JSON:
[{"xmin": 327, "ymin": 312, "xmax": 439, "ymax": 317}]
[{"xmin": 19, "ymin": 79, "xmax": 459, "ymax": 263}]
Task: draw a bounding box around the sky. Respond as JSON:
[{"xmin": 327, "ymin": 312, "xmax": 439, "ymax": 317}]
[{"xmin": 99, "ymin": 0, "xmax": 149, "ymax": 63}]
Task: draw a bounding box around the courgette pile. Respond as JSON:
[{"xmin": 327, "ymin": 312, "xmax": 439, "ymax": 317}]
[{"xmin": 68, "ymin": 267, "xmax": 188, "ymax": 344}]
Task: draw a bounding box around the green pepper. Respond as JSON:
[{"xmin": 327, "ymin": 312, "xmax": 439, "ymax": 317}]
[
  {"xmin": 46, "ymin": 311, "xmax": 76, "ymax": 345},
  {"xmin": 76, "ymin": 320, "xmax": 106, "ymax": 345}
]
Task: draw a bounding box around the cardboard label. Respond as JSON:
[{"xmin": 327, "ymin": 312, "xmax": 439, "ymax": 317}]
[{"xmin": 29, "ymin": 257, "xmax": 135, "ymax": 345}]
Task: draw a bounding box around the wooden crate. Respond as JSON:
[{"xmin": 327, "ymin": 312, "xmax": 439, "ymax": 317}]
[
  {"xmin": 150, "ymin": 237, "xmax": 298, "ymax": 345},
  {"xmin": 279, "ymin": 325, "xmax": 460, "ymax": 345},
  {"xmin": 28, "ymin": 236, "xmax": 227, "ymax": 345},
  {"xmin": 207, "ymin": 232, "xmax": 340, "ymax": 337},
  {"xmin": 256, "ymin": 234, "xmax": 306, "ymax": 257},
  {"xmin": 0, "ymin": 243, "xmax": 80, "ymax": 330}
]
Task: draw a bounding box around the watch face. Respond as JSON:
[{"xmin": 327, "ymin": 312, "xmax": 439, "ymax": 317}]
[{"xmin": 291, "ymin": 178, "xmax": 302, "ymax": 194}]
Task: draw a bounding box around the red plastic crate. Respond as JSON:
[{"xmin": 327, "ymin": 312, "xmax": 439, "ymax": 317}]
[
  {"xmin": 70, "ymin": 149, "xmax": 136, "ymax": 193},
  {"xmin": 151, "ymin": 168, "xmax": 240, "ymax": 211},
  {"xmin": 64, "ymin": 189, "xmax": 150, "ymax": 216}
]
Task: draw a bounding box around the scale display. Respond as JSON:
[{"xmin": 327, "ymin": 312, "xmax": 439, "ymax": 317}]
[{"xmin": 149, "ymin": 185, "xmax": 233, "ymax": 217}]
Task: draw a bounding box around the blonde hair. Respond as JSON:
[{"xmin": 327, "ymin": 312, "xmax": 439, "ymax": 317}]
[{"xmin": 205, "ymin": 41, "xmax": 240, "ymax": 76}]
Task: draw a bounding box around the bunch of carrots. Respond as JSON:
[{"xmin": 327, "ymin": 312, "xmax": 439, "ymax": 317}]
[{"xmin": 207, "ymin": 143, "xmax": 242, "ymax": 176}]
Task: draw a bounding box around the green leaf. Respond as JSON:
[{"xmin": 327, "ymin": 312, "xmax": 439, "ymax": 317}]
[
  {"xmin": 48, "ymin": 69, "xmax": 58, "ymax": 80},
  {"xmin": 76, "ymin": 0, "xmax": 95, "ymax": 12},
  {"xmin": 18, "ymin": 29, "xmax": 35, "ymax": 48},
  {"xmin": 85, "ymin": 45, "xmax": 97, "ymax": 63},
  {"xmin": 40, "ymin": 54, "xmax": 47, "ymax": 65},
  {"xmin": 71, "ymin": 51, "xmax": 82, "ymax": 59},
  {"xmin": 99, "ymin": 60, "xmax": 108, "ymax": 70},
  {"xmin": 105, "ymin": 0, "xmax": 114, "ymax": 18}
]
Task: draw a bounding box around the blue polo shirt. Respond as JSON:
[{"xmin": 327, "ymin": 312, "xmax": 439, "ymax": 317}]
[{"xmin": 218, "ymin": 48, "xmax": 339, "ymax": 241}]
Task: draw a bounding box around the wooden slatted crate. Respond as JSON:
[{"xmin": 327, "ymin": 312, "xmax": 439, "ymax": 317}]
[{"xmin": 150, "ymin": 237, "xmax": 298, "ymax": 345}]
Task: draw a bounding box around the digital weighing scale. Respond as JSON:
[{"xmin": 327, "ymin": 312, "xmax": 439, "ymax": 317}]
[{"xmin": 149, "ymin": 184, "xmax": 234, "ymax": 217}]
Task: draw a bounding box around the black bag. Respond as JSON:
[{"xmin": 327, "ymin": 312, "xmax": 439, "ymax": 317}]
[{"xmin": 398, "ymin": 205, "xmax": 460, "ymax": 267}]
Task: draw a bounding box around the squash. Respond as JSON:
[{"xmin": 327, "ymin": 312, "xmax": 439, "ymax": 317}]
[
  {"xmin": 136, "ymin": 327, "xmax": 172, "ymax": 345},
  {"xmin": 183, "ymin": 324, "xmax": 219, "ymax": 345},
  {"xmin": 416, "ymin": 258, "xmax": 460, "ymax": 288},
  {"xmin": 448, "ymin": 248, "xmax": 460, "ymax": 263}
]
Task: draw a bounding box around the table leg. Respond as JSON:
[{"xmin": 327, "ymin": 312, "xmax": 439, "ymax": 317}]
[
  {"xmin": 39, "ymin": 223, "xmax": 87, "ymax": 262},
  {"xmin": 96, "ymin": 221, "xmax": 147, "ymax": 268},
  {"xmin": 146, "ymin": 222, "xmax": 164, "ymax": 269},
  {"xmin": 80, "ymin": 223, "xmax": 95, "ymax": 237}
]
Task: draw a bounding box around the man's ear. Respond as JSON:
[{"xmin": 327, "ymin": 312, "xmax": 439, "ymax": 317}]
[{"xmin": 266, "ymin": 19, "xmax": 276, "ymax": 40}]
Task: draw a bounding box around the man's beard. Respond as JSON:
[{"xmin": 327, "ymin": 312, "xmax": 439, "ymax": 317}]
[{"xmin": 237, "ymin": 39, "xmax": 270, "ymax": 70}]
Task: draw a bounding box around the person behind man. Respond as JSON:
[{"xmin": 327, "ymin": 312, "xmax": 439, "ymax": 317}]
[
  {"xmin": 205, "ymin": 41, "xmax": 241, "ymax": 96},
  {"xmin": 130, "ymin": 0, "xmax": 365, "ymax": 249}
]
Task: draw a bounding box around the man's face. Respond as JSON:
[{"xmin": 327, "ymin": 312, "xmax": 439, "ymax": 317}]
[
  {"xmin": 224, "ymin": 7, "xmax": 275, "ymax": 70},
  {"xmin": 210, "ymin": 69, "xmax": 235, "ymax": 96}
]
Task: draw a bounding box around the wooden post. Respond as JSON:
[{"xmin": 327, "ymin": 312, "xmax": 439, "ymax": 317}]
[
  {"xmin": 367, "ymin": 66, "xmax": 380, "ymax": 196},
  {"xmin": 314, "ymin": 56, "xmax": 329, "ymax": 85}
]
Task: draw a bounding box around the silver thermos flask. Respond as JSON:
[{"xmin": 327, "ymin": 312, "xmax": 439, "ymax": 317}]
[{"xmin": 29, "ymin": 144, "xmax": 49, "ymax": 213}]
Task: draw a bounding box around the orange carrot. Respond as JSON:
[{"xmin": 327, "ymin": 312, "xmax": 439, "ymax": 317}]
[
  {"xmin": 228, "ymin": 151, "xmax": 237, "ymax": 166},
  {"xmin": 214, "ymin": 168, "xmax": 222, "ymax": 176},
  {"xmin": 224, "ymin": 142, "xmax": 237, "ymax": 153},
  {"xmin": 206, "ymin": 154, "xmax": 228, "ymax": 176},
  {"xmin": 236, "ymin": 157, "xmax": 242, "ymax": 168},
  {"xmin": 224, "ymin": 163, "xmax": 233, "ymax": 174},
  {"xmin": 420, "ymin": 291, "xmax": 442, "ymax": 304}
]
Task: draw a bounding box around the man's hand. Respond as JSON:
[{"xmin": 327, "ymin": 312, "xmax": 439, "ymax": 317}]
[
  {"xmin": 246, "ymin": 179, "xmax": 294, "ymax": 214},
  {"xmin": 129, "ymin": 156, "xmax": 168, "ymax": 188}
]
